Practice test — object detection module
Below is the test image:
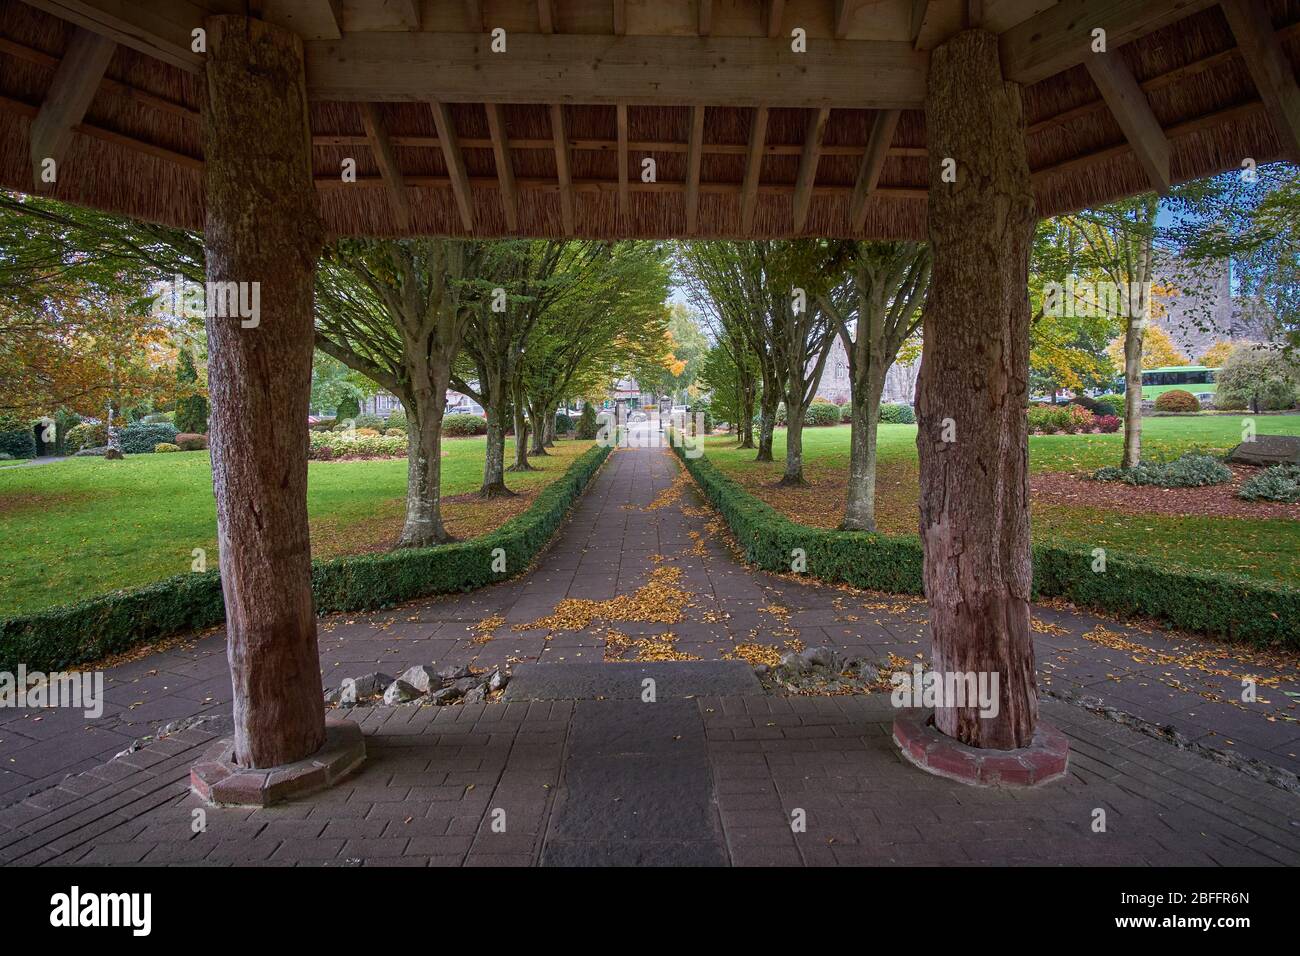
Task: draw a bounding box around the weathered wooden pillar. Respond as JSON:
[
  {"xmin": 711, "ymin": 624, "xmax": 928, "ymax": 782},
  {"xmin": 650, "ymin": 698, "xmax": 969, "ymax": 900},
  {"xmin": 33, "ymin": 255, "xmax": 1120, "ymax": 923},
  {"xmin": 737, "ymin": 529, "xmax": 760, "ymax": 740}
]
[
  {"xmin": 916, "ymin": 30, "xmax": 1038, "ymax": 750},
  {"xmin": 203, "ymin": 16, "xmax": 325, "ymax": 768}
]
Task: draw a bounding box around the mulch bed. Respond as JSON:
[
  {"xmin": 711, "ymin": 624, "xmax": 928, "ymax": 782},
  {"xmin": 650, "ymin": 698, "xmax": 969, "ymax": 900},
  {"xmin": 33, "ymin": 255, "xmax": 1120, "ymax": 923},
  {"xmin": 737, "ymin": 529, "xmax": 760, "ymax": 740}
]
[{"xmin": 1031, "ymin": 464, "xmax": 1300, "ymax": 520}]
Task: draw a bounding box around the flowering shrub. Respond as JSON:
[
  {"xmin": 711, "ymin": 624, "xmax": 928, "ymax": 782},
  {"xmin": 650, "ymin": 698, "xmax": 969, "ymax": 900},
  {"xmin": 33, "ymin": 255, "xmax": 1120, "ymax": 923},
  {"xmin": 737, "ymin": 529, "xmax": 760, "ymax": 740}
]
[
  {"xmin": 1093, "ymin": 415, "xmax": 1121, "ymax": 433},
  {"xmin": 308, "ymin": 431, "xmax": 404, "ymax": 459}
]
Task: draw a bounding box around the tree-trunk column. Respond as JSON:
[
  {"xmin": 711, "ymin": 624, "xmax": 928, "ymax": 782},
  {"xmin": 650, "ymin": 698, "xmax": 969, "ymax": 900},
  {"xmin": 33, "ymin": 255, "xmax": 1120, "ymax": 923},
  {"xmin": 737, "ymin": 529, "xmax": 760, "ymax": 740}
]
[
  {"xmin": 916, "ymin": 30, "xmax": 1038, "ymax": 750},
  {"xmin": 203, "ymin": 16, "xmax": 326, "ymax": 768}
]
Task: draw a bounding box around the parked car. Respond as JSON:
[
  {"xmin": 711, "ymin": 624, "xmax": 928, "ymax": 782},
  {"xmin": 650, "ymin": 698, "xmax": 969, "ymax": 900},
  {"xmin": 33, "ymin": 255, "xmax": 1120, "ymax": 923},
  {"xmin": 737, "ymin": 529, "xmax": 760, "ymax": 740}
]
[{"xmin": 447, "ymin": 399, "xmax": 485, "ymax": 417}]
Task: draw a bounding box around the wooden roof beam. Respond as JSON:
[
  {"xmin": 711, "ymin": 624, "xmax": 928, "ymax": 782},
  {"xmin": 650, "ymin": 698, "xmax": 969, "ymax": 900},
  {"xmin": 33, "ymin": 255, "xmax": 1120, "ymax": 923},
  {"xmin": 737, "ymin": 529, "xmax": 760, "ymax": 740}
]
[
  {"xmin": 685, "ymin": 105, "xmax": 706, "ymax": 234},
  {"xmin": 20, "ymin": 0, "xmax": 203, "ymax": 73},
  {"xmin": 430, "ymin": 100, "xmax": 475, "ymax": 233},
  {"xmin": 613, "ymin": 0, "xmax": 627, "ymax": 36},
  {"xmin": 1221, "ymin": 0, "xmax": 1300, "ymax": 163},
  {"xmin": 849, "ymin": 108, "xmax": 900, "ymax": 230},
  {"xmin": 834, "ymin": 0, "xmax": 860, "ymax": 40},
  {"xmin": 1085, "ymin": 50, "xmax": 1170, "ymax": 194},
  {"xmin": 1001, "ymin": 0, "xmax": 1217, "ymax": 86},
  {"xmin": 551, "ymin": 104, "xmax": 575, "ymax": 235},
  {"xmin": 29, "ymin": 27, "xmax": 116, "ymax": 189},
  {"xmin": 740, "ymin": 105, "xmax": 769, "ymax": 233},
  {"xmin": 538, "ymin": 0, "xmax": 555, "ymax": 34},
  {"xmin": 305, "ymin": 34, "xmax": 926, "ymax": 108},
  {"xmin": 484, "ymin": 103, "xmax": 518, "ymax": 231},
  {"xmin": 464, "ymin": 1, "xmax": 485, "ymax": 31},
  {"xmin": 262, "ymin": 1, "xmax": 344, "ymax": 40},
  {"xmin": 360, "ymin": 102, "xmax": 412, "ymax": 231},
  {"xmin": 792, "ymin": 107, "xmax": 830, "ymax": 232}
]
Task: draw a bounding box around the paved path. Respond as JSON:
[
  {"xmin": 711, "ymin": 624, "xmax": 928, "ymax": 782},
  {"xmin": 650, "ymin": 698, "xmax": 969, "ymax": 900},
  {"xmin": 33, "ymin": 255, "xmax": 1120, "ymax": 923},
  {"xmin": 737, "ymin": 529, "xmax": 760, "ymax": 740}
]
[{"xmin": 1, "ymin": 443, "xmax": 1298, "ymax": 865}]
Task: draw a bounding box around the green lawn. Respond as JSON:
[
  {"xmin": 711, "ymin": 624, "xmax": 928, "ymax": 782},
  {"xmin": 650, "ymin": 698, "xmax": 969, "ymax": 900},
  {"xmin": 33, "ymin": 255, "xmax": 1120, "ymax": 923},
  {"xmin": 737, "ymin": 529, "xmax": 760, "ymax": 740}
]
[
  {"xmin": 703, "ymin": 414, "xmax": 1300, "ymax": 586},
  {"xmin": 0, "ymin": 438, "xmax": 591, "ymax": 617}
]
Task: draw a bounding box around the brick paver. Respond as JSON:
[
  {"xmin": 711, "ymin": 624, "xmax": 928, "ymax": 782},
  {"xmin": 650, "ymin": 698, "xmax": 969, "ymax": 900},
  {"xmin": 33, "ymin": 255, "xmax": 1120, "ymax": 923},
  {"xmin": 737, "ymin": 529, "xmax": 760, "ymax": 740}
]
[{"xmin": 1, "ymin": 442, "xmax": 1297, "ymax": 866}]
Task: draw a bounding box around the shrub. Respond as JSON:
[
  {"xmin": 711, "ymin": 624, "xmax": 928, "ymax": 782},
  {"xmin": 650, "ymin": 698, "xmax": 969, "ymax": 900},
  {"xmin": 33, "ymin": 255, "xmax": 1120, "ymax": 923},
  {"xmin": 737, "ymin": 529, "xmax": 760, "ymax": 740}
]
[
  {"xmin": 1237, "ymin": 464, "xmax": 1300, "ymax": 503},
  {"xmin": 575, "ymin": 404, "xmax": 599, "ymax": 440},
  {"xmin": 443, "ymin": 413, "xmax": 488, "ymax": 437},
  {"xmin": 1068, "ymin": 394, "xmax": 1106, "ymax": 416},
  {"xmin": 1094, "ymin": 415, "xmax": 1121, "ymax": 433},
  {"xmin": 174, "ymin": 433, "xmax": 209, "ymax": 451},
  {"xmin": 354, "ymin": 427, "xmax": 381, "ymax": 437},
  {"xmin": 1095, "ymin": 393, "xmax": 1125, "ymax": 418},
  {"xmin": 1215, "ymin": 345, "xmax": 1300, "ymax": 410},
  {"xmin": 308, "ymin": 432, "xmax": 404, "ymax": 459},
  {"xmin": 154, "ymin": 442, "xmax": 181, "ymax": 453},
  {"xmin": 0, "ymin": 452, "xmax": 11, "ymax": 461},
  {"xmin": 839, "ymin": 403, "xmax": 853, "ymax": 423},
  {"xmin": 671, "ymin": 443, "xmax": 1298, "ymax": 648},
  {"xmin": 554, "ymin": 411, "xmax": 573, "ymax": 435},
  {"xmin": 0, "ymin": 445, "xmax": 612, "ymax": 672},
  {"xmin": 1064, "ymin": 404, "xmax": 1095, "ymax": 433},
  {"xmin": 385, "ymin": 428, "xmax": 407, "ymax": 438},
  {"xmin": 1093, "ymin": 452, "xmax": 1231, "ymax": 488},
  {"xmin": 385, "ymin": 409, "xmax": 408, "ymax": 430},
  {"xmin": 64, "ymin": 422, "xmax": 107, "ymax": 453},
  {"xmin": 354, "ymin": 413, "xmax": 384, "ymax": 431},
  {"xmin": 0, "ymin": 423, "xmax": 36, "ymax": 460},
  {"xmin": 1027, "ymin": 404, "xmax": 1069, "ymax": 433},
  {"xmin": 879, "ymin": 403, "xmax": 915, "ymax": 425},
  {"xmin": 805, "ymin": 402, "xmax": 841, "ymax": 426},
  {"xmin": 1154, "ymin": 389, "xmax": 1200, "ymax": 413},
  {"xmin": 689, "ymin": 401, "xmax": 715, "ymax": 434},
  {"xmin": 118, "ymin": 422, "xmax": 179, "ymax": 454}
]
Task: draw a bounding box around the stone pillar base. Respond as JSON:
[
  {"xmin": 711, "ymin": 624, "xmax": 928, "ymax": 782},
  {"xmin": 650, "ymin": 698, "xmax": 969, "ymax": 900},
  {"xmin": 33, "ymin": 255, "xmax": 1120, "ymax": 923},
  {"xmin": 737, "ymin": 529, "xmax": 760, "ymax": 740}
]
[
  {"xmin": 893, "ymin": 710, "xmax": 1068, "ymax": 788},
  {"xmin": 191, "ymin": 717, "xmax": 364, "ymax": 807}
]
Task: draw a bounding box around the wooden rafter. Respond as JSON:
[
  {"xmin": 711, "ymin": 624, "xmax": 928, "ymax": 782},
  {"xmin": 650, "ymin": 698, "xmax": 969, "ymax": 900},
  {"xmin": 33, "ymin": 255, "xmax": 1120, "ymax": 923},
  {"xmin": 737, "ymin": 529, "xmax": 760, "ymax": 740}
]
[
  {"xmin": 464, "ymin": 0, "xmax": 484, "ymax": 31},
  {"xmin": 849, "ymin": 108, "xmax": 900, "ymax": 230},
  {"xmin": 551, "ymin": 104, "xmax": 575, "ymax": 235},
  {"xmin": 766, "ymin": 0, "xmax": 786, "ymax": 40},
  {"xmin": 792, "ymin": 107, "xmax": 830, "ymax": 232},
  {"xmin": 834, "ymin": 0, "xmax": 859, "ymax": 40},
  {"xmin": 740, "ymin": 105, "xmax": 769, "ymax": 233},
  {"xmin": 698, "ymin": 0, "xmax": 712, "ymax": 37},
  {"xmin": 613, "ymin": 0, "xmax": 627, "ymax": 36},
  {"xmin": 360, "ymin": 102, "xmax": 411, "ymax": 230},
  {"xmin": 538, "ymin": 0, "xmax": 555, "ymax": 34},
  {"xmin": 395, "ymin": 0, "xmax": 421, "ymax": 30},
  {"xmin": 485, "ymin": 103, "xmax": 518, "ymax": 231},
  {"xmin": 29, "ymin": 27, "xmax": 116, "ymax": 188},
  {"xmin": 1220, "ymin": 0, "xmax": 1300, "ymax": 162},
  {"xmin": 430, "ymin": 100, "xmax": 475, "ymax": 232},
  {"xmin": 616, "ymin": 103, "xmax": 630, "ymax": 220},
  {"xmin": 684, "ymin": 105, "xmax": 706, "ymax": 234},
  {"xmin": 1085, "ymin": 51, "xmax": 1170, "ymax": 195}
]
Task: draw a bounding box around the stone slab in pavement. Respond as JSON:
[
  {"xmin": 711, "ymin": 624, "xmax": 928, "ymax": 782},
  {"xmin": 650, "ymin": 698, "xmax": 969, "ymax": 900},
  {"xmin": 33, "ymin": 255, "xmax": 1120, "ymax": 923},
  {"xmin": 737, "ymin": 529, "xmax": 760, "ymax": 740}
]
[{"xmin": 504, "ymin": 661, "xmax": 762, "ymax": 701}]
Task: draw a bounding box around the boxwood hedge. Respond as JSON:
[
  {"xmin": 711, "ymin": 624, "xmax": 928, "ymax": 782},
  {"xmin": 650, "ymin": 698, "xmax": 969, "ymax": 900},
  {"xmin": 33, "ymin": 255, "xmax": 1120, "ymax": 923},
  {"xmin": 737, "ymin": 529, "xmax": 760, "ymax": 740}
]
[
  {"xmin": 673, "ymin": 444, "xmax": 1299, "ymax": 648},
  {"xmin": 0, "ymin": 444, "xmax": 611, "ymax": 672}
]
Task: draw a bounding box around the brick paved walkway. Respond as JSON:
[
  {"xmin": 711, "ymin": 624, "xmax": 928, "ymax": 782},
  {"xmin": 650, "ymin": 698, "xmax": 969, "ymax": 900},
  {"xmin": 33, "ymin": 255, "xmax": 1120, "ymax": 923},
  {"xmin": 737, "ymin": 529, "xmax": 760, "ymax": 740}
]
[{"xmin": 1, "ymin": 443, "xmax": 1297, "ymax": 866}]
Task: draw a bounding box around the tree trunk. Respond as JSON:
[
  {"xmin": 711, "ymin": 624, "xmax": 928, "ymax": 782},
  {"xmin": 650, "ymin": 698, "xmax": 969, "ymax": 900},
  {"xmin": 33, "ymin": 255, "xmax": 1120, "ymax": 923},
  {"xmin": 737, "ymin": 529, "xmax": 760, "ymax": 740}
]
[
  {"xmin": 528, "ymin": 398, "xmax": 549, "ymax": 456},
  {"xmin": 480, "ymin": 396, "xmax": 512, "ymax": 497},
  {"xmin": 509, "ymin": 397, "xmax": 534, "ymax": 471},
  {"xmin": 844, "ymin": 360, "xmax": 887, "ymax": 531},
  {"xmin": 1122, "ymin": 318, "xmax": 1144, "ymax": 468},
  {"xmin": 756, "ymin": 389, "xmax": 777, "ymax": 462},
  {"xmin": 544, "ymin": 405, "xmax": 557, "ymax": 446},
  {"xmin": 203, "ymin": 16, "xmax": 325, "ymax": 769},
  {"xmin": 916, "ymin": 30, "xmax": 1038, "ymax": 751},
  {"xmin": 739, "ymin": 376, "xmax": 756, "ymax": 448},
  {"xmin": 780, "ymin": 396, "xmax": 806, "ymax": 485},
  {"xmin": 397, "ymin": 361, "xmax": 451, "ymax": 548}
]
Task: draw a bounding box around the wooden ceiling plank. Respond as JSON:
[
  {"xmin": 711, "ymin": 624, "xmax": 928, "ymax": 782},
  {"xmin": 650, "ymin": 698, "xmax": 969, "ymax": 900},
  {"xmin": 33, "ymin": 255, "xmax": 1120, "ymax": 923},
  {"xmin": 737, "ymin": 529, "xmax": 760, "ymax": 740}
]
[
  {"xmin": 1084, "ymin": 51, "xmax": 1170, "ymax": 194},
  {"xmin": 792, "ymin": 106, "xmax": 831, "ymax": 232},
  {"xmin": 29, "ymin": 27, "xmax": 116, "ymax": 188},
  {"xmin": 1220, "ymin": 0, "xmax": 1300, "ymax": 163},
  {"xmin": 767, "ymin": 0, "xmax": 786, "ymax": 40},
  {"xmin": 849, "ymin": 107, "xmax": 900, "ymax": 230},
  {"xmin": 262, "ymin": 0, "xmax": 344, "ymax": 40},
  {"xmin": 685, "ymin": 104, "xmax": 706, "ymax": 234},
  {"xmin": 699, "ymin": 0, "xmax": 713, "ymax": 37},
  {"xmin": 613, "ymin": 0, "xmax": 627, "ymax": 36},
  {"xmin": 551, "ymin": 104, "xmax": 575, "ymax": 235},
  {"xmin": 485, "ymin": 102, "xmax": 518, "ymax": 231},
  {"xmin": 538, "ymin": 0, "xmax": 555, "ymax": 34},
  {"xmin": 430, "ymin": 100, "xmax": 475, "ymax": 232},
  {"xmin": 20, "ymin": 0, "xmax": 202, "ymax": 73},
  {"xmin": 740, "ymin": 105, "xmax": 769, "ymax": 233}
]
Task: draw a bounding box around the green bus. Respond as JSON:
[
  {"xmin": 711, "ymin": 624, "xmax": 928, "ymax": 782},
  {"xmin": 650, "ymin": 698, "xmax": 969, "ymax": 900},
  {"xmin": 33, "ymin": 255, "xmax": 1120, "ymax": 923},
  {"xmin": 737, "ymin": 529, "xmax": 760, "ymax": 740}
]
[{"xmin": 1115, "ymin": 366, "xmax": 1219, "ymax": 402}]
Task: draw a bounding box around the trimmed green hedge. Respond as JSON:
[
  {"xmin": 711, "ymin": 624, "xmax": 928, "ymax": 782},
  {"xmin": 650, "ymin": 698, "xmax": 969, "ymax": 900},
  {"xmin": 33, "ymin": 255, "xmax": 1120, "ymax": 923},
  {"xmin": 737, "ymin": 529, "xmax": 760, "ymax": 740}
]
[
  {"xmin": 0, "ymin": 444, "xmax": 611, "ymax": 672},
  {"xmin": 674, "ymin": 444, "xmax": 1300, "ymax": 648}
]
